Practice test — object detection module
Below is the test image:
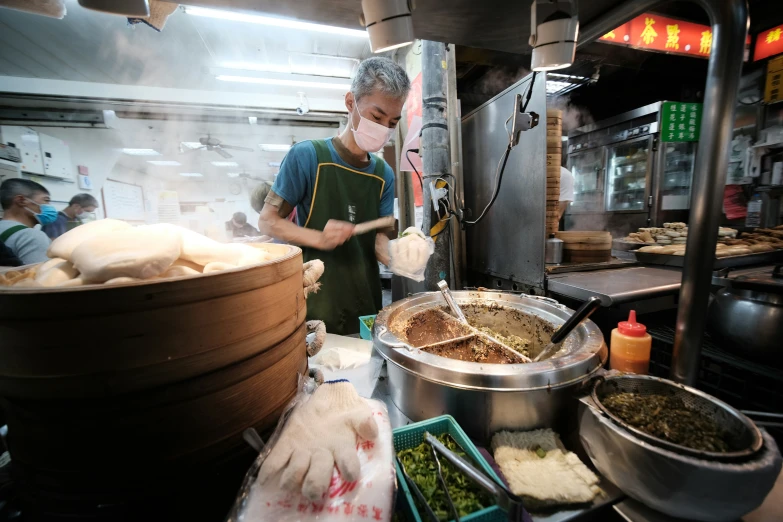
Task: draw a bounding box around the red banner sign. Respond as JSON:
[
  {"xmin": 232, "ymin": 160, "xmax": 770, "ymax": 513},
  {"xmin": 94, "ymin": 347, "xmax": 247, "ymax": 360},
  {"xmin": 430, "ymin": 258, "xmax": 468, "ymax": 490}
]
[
  {"xmin": 754, "ymin": 24, "xmax": 783, "ymax": 62},
  {"xmin": 600, "ymin": 14, "xmax": 715, "ymax": 58}
]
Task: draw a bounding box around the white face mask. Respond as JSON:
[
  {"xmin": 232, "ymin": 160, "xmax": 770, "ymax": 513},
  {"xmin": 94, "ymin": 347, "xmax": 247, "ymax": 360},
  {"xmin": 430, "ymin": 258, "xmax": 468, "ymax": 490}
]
[{"xmin": 350, "ymin": 105, "xmax": 394, "ymax": 153}]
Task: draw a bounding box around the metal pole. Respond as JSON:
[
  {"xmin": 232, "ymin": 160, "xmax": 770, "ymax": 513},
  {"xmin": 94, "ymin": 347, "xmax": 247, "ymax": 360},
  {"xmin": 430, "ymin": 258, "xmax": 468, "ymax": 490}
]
[
  {"xmin": 578, "ymin": 0, "xmax": 749, "ymax": 385},
  {"xmin": 421, "ymin": 40, "xmax": 452, "ymax": 290},
  {"xmin": 446, "ymin": 43, "xmax": 465, "ymax": 289}
]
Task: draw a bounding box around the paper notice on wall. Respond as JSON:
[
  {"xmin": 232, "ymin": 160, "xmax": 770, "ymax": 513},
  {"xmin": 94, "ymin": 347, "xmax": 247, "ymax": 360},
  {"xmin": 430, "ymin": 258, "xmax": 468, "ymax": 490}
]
[
  {"xmin": 157, "ymin": 190, "xmax": 181, "ymax": 224},
  {"xmin": 399, "ymin": 115, "xmax": 424, "ymax": 207}
]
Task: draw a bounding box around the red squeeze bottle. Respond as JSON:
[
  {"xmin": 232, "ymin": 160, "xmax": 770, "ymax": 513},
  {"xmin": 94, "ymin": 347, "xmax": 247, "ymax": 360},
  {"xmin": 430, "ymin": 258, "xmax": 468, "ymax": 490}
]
[{"xmin": 609, "ymin": 310, "xmax": 652, "ymax": 374}]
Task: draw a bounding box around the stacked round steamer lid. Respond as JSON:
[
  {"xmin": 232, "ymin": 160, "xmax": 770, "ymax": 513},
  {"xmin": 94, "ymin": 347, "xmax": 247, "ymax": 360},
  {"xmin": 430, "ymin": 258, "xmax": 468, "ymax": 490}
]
[{"xmin": 546, "ymin": 109, "xmax": 563, "ymax": 235}]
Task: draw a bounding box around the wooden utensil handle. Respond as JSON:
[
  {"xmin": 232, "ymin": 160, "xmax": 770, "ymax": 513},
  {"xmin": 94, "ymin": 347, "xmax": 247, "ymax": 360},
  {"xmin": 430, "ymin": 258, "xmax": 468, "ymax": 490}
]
[{"xmin": 353, "ymin": 216, "xmax": 395, "ymax": 235}]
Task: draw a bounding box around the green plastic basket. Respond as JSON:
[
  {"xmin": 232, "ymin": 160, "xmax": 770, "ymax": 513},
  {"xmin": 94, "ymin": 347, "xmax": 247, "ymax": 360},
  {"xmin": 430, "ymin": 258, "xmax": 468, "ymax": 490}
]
[
  {"xmin": 359, "ymin": 315, "xmax": 376, "ymax": 340},
  {"xmin": 393, "ymin": 415, "xmax": 506, "ymax": 522}
]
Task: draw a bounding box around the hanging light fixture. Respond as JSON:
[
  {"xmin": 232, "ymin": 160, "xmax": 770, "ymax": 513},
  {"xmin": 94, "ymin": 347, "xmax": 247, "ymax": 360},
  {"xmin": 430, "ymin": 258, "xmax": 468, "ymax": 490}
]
[
  {"xmin": 361, "ymin": 0, "xmax": 415, "ymax": 53},
  {"xmin": 77, "ymin": 0, "xmax": 149, "ymax": 16},
  {"xmin": 529, "ymin": 0, "xmax": 579, "ymax": 71}
]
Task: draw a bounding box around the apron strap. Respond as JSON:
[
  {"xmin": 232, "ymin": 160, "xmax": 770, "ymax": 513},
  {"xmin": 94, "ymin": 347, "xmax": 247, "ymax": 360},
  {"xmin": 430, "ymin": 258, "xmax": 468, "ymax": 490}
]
[
  {"xmin": 311, "ymin": 139, "xmax": 332, "ymax": 164},
  {"xmin": 0, "ymin": 225, "xmax": 27, "ymax": 243}
]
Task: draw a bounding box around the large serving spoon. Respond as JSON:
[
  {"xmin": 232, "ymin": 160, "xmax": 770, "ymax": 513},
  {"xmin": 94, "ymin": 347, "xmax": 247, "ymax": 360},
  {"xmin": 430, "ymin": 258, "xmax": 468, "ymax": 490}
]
[
  {"xmin": 533, "ymin": 296, "xmax": 603, "ymax": 362},
  {"xmin": 437, "ymin": 280, "xmax": 532, "ymax": 363},
  {"xmin": 352, "ymin": 216, "xmax": 395, "ymax": 235}
]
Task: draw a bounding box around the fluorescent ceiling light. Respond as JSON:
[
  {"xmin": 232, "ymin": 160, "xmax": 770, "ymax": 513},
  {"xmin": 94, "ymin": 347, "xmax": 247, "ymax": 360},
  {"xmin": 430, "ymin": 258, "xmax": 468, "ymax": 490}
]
[
  {"xmin": 211, "ymin": 161, "xmax": 239, "ymax": 167},
  {"xmin": 546, "ymin": 80, "xmax": 573, "ymax": 94},
  {"xmin": 221, "ymin": 62, "xmax": 291, "ymax": 74},
  {"xmin": 260, "ymin": 144, "xmax": 292, "ymax": 152},
  {"xmin": 180, "ymin": 142, "xmax": 203, "ymax": 149},
  {"xmin": 227, "ymin": 172, "xmax": 241, "ymax": 177},
  {"xmin": 268, "ymin": 161, "xmax": 282, "ymax": 168},
  {"xmin": 179, "ymin": 172, "xmax": 203, "ymax": 177},
  {"xmin": 184, "ymin": 6, "xmax": 368, "ymax": 38},
  {"xmin": 122, "ymin": 148, "xmax": 160, "ymax": 156},
  {"xmin": 148, "ymin": 160, "xmax": 181, "ymax": 166},
  {"xmin": 221, "ymin": 61, "xmax": 354, "ymax": 79},
  {"xmin": 216, "ymin": 75, "xmax": 350, "ymax": 90}
]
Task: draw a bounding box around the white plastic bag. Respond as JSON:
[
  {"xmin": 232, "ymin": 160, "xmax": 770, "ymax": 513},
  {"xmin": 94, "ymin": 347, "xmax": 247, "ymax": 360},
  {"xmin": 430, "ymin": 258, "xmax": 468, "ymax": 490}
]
[
  {"xmin": 388, "ymin": 227, "xmax": 434, "ymax": 282},
  {"xmin": 227, "ymin": 384, "xmax": 396, "ymax": 522}
]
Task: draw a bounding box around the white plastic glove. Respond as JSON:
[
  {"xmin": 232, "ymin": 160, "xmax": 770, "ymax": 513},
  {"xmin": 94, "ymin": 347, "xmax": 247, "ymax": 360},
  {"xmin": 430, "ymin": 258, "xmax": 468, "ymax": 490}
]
[
  {"xmin": 258, "ymin": 380, "xmax": 378, "ymax": 501},
  {"xmin": 388, "ymin": 227, "xmax": 435, "ymax": 282}
]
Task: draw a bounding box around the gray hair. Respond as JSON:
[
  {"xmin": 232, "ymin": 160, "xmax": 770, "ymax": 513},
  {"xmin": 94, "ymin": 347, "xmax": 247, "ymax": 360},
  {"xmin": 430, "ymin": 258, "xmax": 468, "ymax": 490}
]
[{"xmin": 351, "ymin": 57, "xmax": 411, "ymax": 102}]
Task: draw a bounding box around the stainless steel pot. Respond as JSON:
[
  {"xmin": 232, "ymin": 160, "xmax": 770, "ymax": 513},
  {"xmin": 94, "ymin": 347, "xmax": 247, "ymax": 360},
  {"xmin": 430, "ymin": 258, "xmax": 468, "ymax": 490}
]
[
  {"xmin": 708, "ymin": 265, "xmax": 783, "ymax": 367},
  {"xmin": 578, "ymin": 385, "xmax": 782, "ymax": 522},
  {"xmin": 373, "ymin": 291, "xmax": 607, "ymax": 441}
]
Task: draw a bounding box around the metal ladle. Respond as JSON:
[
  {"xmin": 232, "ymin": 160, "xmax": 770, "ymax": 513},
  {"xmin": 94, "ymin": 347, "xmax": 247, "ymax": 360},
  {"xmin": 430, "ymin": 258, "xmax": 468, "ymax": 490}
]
[
  {"xmin": 437, "ymin": 280, "xmax": 468, "ymax": 324},
  {"xmin": 533, "ymin": 296, "xmax": 603, "ymax": 362},
  {"xmin": 437, "ymin": 280, "xmax": 532, "ymax": 363}
]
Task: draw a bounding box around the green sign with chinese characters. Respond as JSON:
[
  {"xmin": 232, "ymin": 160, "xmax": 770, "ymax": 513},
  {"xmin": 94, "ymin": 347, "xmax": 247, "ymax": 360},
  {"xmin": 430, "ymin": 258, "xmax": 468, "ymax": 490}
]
[{"xmin": 660, "ymin": 101, "xmax": 703, "ymax": 142}]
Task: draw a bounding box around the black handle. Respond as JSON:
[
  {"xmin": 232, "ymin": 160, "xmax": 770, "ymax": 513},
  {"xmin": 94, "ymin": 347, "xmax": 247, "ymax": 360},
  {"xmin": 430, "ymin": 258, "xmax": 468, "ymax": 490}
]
[{"xmin": 550, "ymin": 296, "xmax": 603, "ymax": 345}]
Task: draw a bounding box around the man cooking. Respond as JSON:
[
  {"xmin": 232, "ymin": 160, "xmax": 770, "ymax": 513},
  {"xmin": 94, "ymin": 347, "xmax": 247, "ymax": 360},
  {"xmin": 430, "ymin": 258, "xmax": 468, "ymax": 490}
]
[{"xmin": 258, "ymin": 57, "xmax": 410, "ymax": 335}]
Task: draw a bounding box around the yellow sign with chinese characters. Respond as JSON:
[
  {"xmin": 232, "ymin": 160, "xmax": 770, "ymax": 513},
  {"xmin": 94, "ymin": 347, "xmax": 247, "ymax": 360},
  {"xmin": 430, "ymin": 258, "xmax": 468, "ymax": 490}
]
[
  {"xmin": 699, "ymin": 30, "xmax": 712, "ymax": 54},
  {"xmin": 640, "ymin": 17, "xmax": 658, "ymax": 45},
  {"xmin": 666, "ymin": 24, "xmax": 680, "ymax": 50},
  {"xmin": 765, "ymin": 55, "xmax": 783, "ymax": 104}
]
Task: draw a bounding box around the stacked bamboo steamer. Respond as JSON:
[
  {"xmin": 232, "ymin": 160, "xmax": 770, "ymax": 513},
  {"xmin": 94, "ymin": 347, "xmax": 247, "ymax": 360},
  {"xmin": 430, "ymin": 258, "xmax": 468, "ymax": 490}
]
[
  {"xmin": 555, "ymin": 231, "xmax": 612, "ymax": 263},
  {"xmin": 0, "ymin": 244, "xmax": 309, "ymax": 520},
  {"xmin": 546, "ymin": 109, "xmax": 563, "ymax": 234}
]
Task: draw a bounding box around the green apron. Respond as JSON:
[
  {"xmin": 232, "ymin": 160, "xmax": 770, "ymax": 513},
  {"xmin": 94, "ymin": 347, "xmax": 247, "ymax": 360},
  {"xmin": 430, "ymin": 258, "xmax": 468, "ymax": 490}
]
[{"xmin": 302, "ymin": 139, "xmax": 387, "ymax": 335}]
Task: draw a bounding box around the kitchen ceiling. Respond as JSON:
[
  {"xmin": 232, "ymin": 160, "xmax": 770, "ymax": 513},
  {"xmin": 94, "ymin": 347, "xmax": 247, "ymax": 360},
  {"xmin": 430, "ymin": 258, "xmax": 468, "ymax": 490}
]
[
  {"xmin": 109, "ymin": 117, "xmax": 336, "ymax": 181},
  {"xmin": 0, "ymin": 1, "xmax": 371, "ymax": 97}
]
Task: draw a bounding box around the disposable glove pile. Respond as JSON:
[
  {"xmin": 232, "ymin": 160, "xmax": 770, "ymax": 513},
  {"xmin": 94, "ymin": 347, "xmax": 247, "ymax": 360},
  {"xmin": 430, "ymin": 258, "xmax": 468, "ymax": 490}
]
[
  {"xmin": 388, "ymin": 227, "xmax": 434, "ymax": 282},
  {"xmin": 238, "ymin": 380, "xmax": 395, "ymax": 522}
]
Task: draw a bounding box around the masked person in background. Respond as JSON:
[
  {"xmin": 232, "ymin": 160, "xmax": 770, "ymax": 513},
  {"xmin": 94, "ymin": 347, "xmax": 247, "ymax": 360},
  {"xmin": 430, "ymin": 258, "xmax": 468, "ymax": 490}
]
[
  {"xmin": 259, "ymin": 57, "xmax": 410, "ymax": 335},
  {"xmin": 0, "ymin": 179, "xmax": 54, "ymax": 265},
  {"xmin": 42, "ymin": 193, "xmax": 99, "ymax": 240},
  {"xmin": 227, "ymin": 212, "xmax": 260, "ymax": 238}
]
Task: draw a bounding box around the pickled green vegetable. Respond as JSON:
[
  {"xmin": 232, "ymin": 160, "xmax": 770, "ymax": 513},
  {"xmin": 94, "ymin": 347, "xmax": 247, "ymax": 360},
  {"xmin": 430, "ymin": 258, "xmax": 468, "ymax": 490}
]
[
  {"xmin": 397, "ymin": 434, "xmax": 492, "ymax": 521},
  {"xmin": 603, "ymin": 392, "xmax": 729, "ymax": 452},
  {"xmin": 362, "ymin": 317, "xmax": 375, "ymax": 330}
]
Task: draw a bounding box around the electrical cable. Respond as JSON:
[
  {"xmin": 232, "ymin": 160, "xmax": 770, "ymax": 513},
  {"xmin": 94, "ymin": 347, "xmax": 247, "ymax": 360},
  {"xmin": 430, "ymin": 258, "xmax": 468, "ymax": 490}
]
[
  {"xmin": 461, "ymin": 72, "xmax": 537, "ymax": 228},
  {"xmin": 405, "ymin": 149, "xmax": 424, "ymax": 196}
]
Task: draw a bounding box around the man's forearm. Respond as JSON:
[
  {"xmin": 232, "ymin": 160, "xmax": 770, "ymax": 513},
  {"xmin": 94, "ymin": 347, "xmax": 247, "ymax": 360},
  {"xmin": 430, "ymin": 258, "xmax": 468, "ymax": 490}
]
[{"xmin": 259, "ymin": 210, "xmax": 322, "ymax": 248}]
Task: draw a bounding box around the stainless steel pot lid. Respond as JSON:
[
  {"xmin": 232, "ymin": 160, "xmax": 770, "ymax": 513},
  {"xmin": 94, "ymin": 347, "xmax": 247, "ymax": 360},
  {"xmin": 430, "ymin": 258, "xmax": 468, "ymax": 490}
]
[{"xmin": 373, "ymin": 291, "xmax": 607, "ymax": 392}]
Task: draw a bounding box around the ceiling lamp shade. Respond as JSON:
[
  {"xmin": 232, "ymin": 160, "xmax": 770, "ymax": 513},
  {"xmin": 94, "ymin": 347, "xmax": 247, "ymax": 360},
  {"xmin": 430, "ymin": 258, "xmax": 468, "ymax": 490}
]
[
  {"xmin": 361, "ymin": 0, "xmax": 415, "ymax": 53},
  {"xmin": 529, "ymin": 1, "xmax": 579, "ymax": 71}
]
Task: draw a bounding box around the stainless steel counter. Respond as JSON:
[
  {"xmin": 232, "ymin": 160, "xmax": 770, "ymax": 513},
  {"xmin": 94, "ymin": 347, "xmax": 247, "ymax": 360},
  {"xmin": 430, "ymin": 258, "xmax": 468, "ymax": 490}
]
[
  {"xmin": 547, "ymin": 266, "xmax": 683, "ymax": 306},
  {"xmin": 547, "ymin": 263, "xmax": 782, "ymax": 307}
]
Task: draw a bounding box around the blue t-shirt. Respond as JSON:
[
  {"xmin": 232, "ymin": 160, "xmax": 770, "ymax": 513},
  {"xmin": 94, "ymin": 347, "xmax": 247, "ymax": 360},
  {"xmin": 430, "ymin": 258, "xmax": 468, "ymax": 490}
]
[{"xmin": 271, "ymin": 137, "xmax": 395, "ymax": 227}]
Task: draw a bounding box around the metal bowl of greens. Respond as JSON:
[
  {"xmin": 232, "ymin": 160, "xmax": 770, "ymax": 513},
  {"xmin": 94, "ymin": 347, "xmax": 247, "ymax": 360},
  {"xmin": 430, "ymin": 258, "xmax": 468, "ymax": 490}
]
[{"xmin": 592, "ymin": 374, "xmax": 763, "ymax": 461}]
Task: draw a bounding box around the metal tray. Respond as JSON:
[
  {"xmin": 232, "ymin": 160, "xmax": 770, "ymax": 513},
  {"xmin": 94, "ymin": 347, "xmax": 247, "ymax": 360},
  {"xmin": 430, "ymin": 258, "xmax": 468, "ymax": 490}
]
[
  {"xmin": 634, "ymin": 249, "xmax": 783, "ymax": 269},
  {"xmin": 612, "ymin": 239, "xmax": 656, "ymax": 252}
]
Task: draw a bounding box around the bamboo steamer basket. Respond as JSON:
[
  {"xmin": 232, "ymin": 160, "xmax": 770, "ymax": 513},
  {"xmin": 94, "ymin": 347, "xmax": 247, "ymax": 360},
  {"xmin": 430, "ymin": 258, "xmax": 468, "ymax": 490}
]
[
  {"xmin": 546, "ymin": 153, "xmax": 561, "ymax": 167},
  {"xmin": 547, "ymin": 108, "xmax": 563, "ymax": 119},
  {"xmin": 556, "ymin": 231, "xmax": 612, "ymax": 263},
  {"xmin": 0, "ymin": 243, "xmax": 310, "ymax": 519},
  {"xmin": 546, "ymin": 136, "xmax": 562, "ymax": 149}
]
